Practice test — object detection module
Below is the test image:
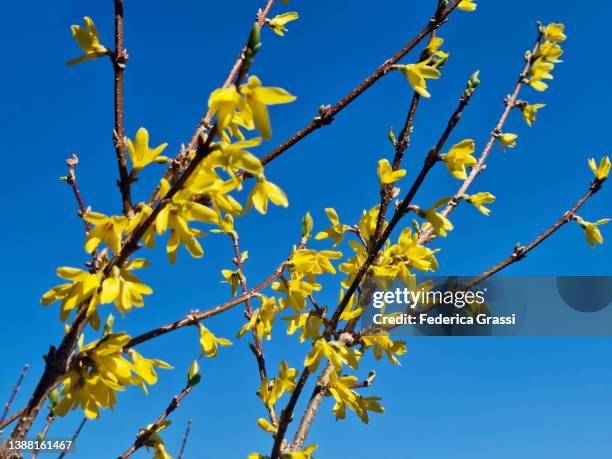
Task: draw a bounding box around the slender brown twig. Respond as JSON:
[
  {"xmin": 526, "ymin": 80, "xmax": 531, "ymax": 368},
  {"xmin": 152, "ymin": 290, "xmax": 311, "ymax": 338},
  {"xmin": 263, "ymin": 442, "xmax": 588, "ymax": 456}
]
[
  {"xmin": 177, "ymin": 419, "xmax": 192, "ymax": 459},
  {"xmin": 260, "ymin": 0, "xmax": 462, "ymax": 168},
  {"xmin": 57, "ymin": 417, "xmax": 86, "ymax": 459},
  {"xmin": 112, "ymin": 0, "xmax": 132, "ymax": 216},
  {"xmin": 31, "ymin": 413, "xmax": 56, "ymax": 459},
  {"xmin": 0, "ymin": 407, "xmax": 25, "ymax": 432},
  {"xmin": 419, "ymin": 30, "xmax": 544, "ymax": 244},
  {"xmin": 463, "ymin": 180, "xmax": 604, "ymax": 289},
  {"xmin": 65, "ymin": 155, "xmax": 98, "ymax": 260},
  {"xmin": 231, "ymin": 232, "xmax": 278, "ymax": 426},
  {"xmin": 118, "ymin": 386, "xmax": 193, "ymax": 459},
  {"xmin": 0, "ymin": 364, "xmax": 29, "ymax": 429}
]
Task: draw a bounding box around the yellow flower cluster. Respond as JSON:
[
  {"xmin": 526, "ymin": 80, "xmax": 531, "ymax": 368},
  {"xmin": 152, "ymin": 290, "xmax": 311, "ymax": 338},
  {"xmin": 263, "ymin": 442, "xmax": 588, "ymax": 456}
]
[
  {"xmin": 528, "ymin": 23, "xmax": 566, "ymax": 91},
  {"xmin": 41, "ymin": 259, "xmax": 152, "ymax": 324},
  {"xmin": 55, "ymin": 333, "xmax": 171, "ymax": 419},
  {"xmin": 329, "ymin": 370, "xmax": 384, "ymax": 424}
]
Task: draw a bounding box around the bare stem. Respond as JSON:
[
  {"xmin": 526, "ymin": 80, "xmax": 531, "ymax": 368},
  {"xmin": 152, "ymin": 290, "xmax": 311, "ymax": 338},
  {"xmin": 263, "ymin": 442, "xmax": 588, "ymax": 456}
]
[
  {"xmin": 31, "ymin": 413, "xmax": 56, "ymax": 459},
  {"xmin": 118, "ymin": 386, "xmax": 193, "ymax": 459},
  {"xmin": 177, "ymin": 419, "xmax": 192, "ymax": 459},
  {"xmin": 113, "ymin": 0, "xmax": 132, "ymax": 216},
  {"xmin": 463, "ymin": 180, "xmax": 603, "ymax": 289},
  {"xmin": 57, "ymin": 418, "xmax": 86, "ymax": 459},
  {"xmin": 0, "ymin": 364, "xmax": 29, "ymax": 425}
]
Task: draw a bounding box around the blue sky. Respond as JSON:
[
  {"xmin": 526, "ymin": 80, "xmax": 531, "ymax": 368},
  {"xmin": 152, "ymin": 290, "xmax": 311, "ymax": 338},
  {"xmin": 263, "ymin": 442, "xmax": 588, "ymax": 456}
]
[{"xmin": 1, "ymin": 1, "xmax": 611, "ymax": 458}]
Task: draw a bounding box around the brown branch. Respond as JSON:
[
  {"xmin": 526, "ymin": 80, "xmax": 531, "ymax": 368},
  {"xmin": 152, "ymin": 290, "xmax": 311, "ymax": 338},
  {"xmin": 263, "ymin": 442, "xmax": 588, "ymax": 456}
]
[
  {"xmin": 113, "ymin": 0, "xmax": 132, "ymax": 216},
  {"xmin": 419, "ymin": 31, "xmax": 544, "ymax": 244},
  {"xmin": 57, "ymin": 417, "xmax": 86, "ymax": 459},
  {"xmin": 260, "ymin": 0, "xmax": 462, "ymax": 167},
  {"xmin": 231, "ymin": 232, "xmax": 278, "ymax": 426},
  {"xmin": 270, "ymin": 368, "xmax": 311, "ymax": 459},
  {"xmin": 177, "ymin": 419, "xmax": 192, "ymax": 459},
  {"xmin": 463, "ymin": 180, "xmax": 604, "ymax": 289},
  {"xmin": 118, "ymin": 385, "xmax": 193, "ymax": 459}
]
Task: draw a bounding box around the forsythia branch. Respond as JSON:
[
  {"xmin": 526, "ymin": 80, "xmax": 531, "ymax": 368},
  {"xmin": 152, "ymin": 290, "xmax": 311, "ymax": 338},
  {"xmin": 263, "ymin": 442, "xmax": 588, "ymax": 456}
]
[
  {"xmin": 260, "ymin": 0, "xmax": 463, "ymax": 167},
  {"xmin": 419, "ymin": 29, "xmax": 544, "ymax": 244}
]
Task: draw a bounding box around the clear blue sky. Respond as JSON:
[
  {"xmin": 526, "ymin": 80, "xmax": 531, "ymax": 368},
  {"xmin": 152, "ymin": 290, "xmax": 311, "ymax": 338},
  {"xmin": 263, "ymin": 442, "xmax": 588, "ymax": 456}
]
[{"xmin": 1, "ymin": 1, "xmax": 611, "ymax": 458}]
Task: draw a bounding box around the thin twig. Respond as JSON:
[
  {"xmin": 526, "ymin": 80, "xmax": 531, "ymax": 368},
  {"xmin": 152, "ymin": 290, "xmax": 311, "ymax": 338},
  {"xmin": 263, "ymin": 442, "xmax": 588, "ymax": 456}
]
[
  {"xmin": 0, "ymin": 364, "xmax": 29, "ymax": 425},
  {"xmin": 65, "ymin": 155, "xmax": 98, "ymax": 260},
  {"xmin": 0, "ymin": 407, "xmax": 25, "ymax": 432},
  {"xmin": 260, "ymin": 0, "xmax": 462, "ymax": 168},
  {"xmin": 118, "ymin": 386, "xmax": 193, "ymax": 459},
  {"xmin": 231, "ymin": 232, "xmax": 278, "ymax": 426},
  {"xmin": 419, "ymin": 31, "xmax": 544, "ymax": 244},
  {"xmin": 57, "ymin": 417, "xmax": 86, "ymax": 459},
  {"xmin": 31, "ymin": 413, "xmax": 56, "ymax": 459},
  {"xmin": 112, "ymin": 0, "xmax": 132, "ymax": 216},
  {"xmin": 463, "ymin": 180, "xmax": 603, "ymax": 289},
  {"xmin": 177, "ymin": 419, "xmax": 192, "ymax": 459}
]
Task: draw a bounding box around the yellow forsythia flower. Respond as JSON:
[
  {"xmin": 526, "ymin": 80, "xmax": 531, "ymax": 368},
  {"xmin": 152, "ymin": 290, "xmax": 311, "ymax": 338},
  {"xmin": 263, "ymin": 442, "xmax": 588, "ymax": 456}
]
[
  {"xmin": 83, "ymin": 212, "xmax": 129, "ymax": 253},
  {"xmin": 544, "ymin": 23, "xmax": 567, "ymax": 42},
  {"xmin": 273, "ymin": 277, "xmax": 321, "ymax": 312},
  {"xmin": 361, "ymin": 334, "xmax": 407, "ymax": 365},
  {"xmin": 198, "ymin": 323, "xmax": 232, "ymax": 358},
  {"xmin": 221, "ymin": 269, "xmax": 241, "ymax": 296},
  {"xmin": 588, "ymin": 156, "xmax": 611, "ymax": 181},
  {"xmin": 304, "ymin": 339, "xmax": 360, "ymax": 373},
  {"xmin": 315, "ymin": 208, "xmax": 347, "ymax": 247},
  {"xmin": 54, "ymin": 334, "xmax": 170, "ymax": 418},
  {"xmin": 209, "ymin": 138, "xmax": 263, "ymax": 175},
  {"xmin": 237, "ymin": 296, "xmax": 277, "ymax": 340},
  {"xmin": 575, "ymin": 216, "xmax": 610, "ymax": 248},
  {"xmin": 440, "ymin": 139, "xmax": 477, "ymax": 180},
  {"xmin": 521, "ymin": 103, "xmax": 545, "ymax": 127},
  {"xmin": 420, "ymin": 197, "xmax": 453, "ymax": 237},
  {"xmin": 498, "ymin": 133, "xmax": 518, "ymax": 151},
  {"xmin": 464, "ymin": 192, "xmax": 496, "ymax": 216},
  {"xmin": 458, "ymin": 0, "xmax": 477, "ymax": 12},
  {"xmin": 256, "ymin": 417, "xmax": 277, "ymax": 434},
  {"xmin": 536, "ymin": 41, "xmax": 563, "ymax": 63},
  {"xmin": 268, "ymin": 12, "xmax": 299, "ymax": 36},
  {"xmin": 377, "ymin": 158, "xmax": 406, "ymax": 185},
  {"xmin": 396, "ymin": 61, "xmax": 441, "ymax": 98},
  {"xmin": 66, "ymin": 17, "xmax": 108, "ymax": 66},
  {"xmin": 208, "ymin": 86, "xmax": 242, "ymax": 134},
  {"xmin": 529, "ymin": 58, "xmax": 554, "ymax": 91},
  {"xmin": 127, "ymin": 128, "xmax": 168, "ymax": 172},
  {"xmin": 247, "ymin": 175, "xmax": 289, "ymax": 214},
  {"xmin": 240, "ymin": 76, "xmax": 296, "ymax": 139}
]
